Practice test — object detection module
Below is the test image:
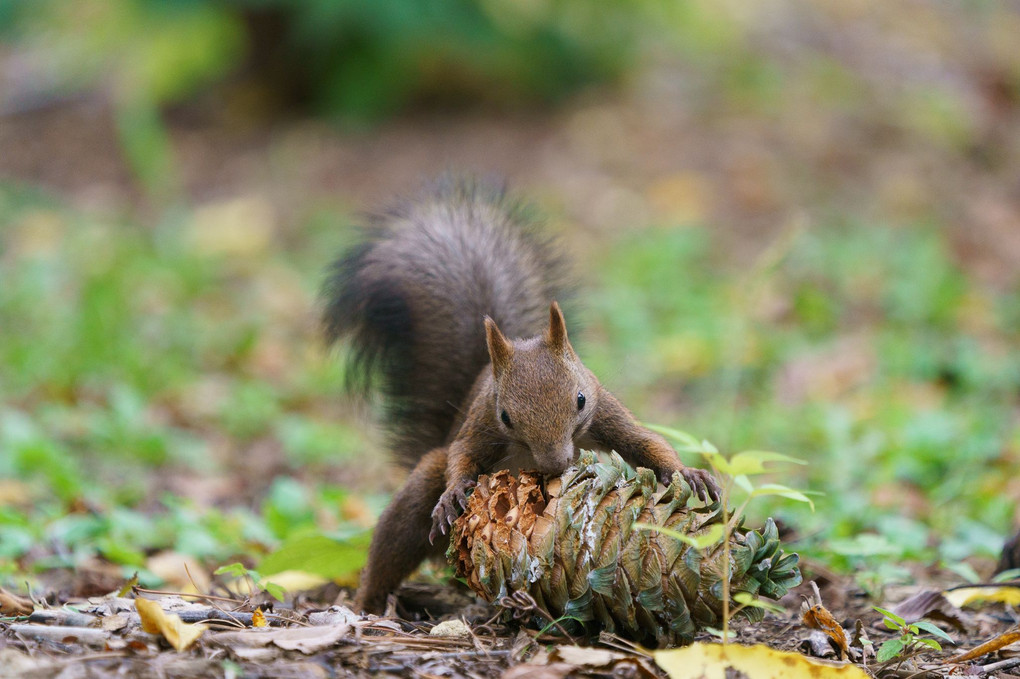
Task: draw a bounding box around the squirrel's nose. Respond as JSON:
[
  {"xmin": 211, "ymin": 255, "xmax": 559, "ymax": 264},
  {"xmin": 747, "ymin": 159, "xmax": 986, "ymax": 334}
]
[{"xmin": 534, "ymin": 440, "xmax": 575, "ymax": 476}]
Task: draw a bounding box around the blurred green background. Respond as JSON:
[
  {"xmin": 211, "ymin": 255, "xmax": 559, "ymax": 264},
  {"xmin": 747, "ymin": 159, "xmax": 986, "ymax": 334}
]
[{"xmin": 2, "ymin": 0, "xmax": 1020, "ymax": 595}]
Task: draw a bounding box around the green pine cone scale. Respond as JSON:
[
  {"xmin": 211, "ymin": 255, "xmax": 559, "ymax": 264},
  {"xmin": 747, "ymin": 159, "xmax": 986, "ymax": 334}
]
[{"xmin": 448, "ymin": 451, "xmax": 802, "ymax": 646}]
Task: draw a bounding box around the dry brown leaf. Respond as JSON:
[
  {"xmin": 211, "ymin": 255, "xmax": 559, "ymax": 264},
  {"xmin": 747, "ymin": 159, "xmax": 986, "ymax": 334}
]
[
  {"xmin": 135, "ymin": 597, "xmax": 206, "ymax": 651},
  {"xmin": 502, "ymin": 663, "xmax": 576, "ymax": 679},
  {"xmin": 211, "ymin": 625, "xmax": 350, "ymax": 654},
  {"xmin": 505, "ymin": 644, "xmax": 658, "ymax": 679},
  {"xmin": 892, "ymin": 589, "xmax": 968, "ymax": 631},
  {"xmin": 0, "ymin": 588, "xmax": 34, "ymax": 616},
  {"xmin": 269, "ymin": 626, "xmax": 350, "ymax": 653},
  {"xmin": 803, "ymin": 603, "xmax": 850, "ymax": 660}
]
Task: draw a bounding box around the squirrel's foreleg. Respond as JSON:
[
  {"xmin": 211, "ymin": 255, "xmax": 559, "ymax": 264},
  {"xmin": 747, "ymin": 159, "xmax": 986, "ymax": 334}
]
[
  {"xmin": 587, "ymin": 389, "xmax": 720, "ymax": 503},
  {"xmin": 354, "ymin": 447, "xmax": 449, "ymax": 614}
]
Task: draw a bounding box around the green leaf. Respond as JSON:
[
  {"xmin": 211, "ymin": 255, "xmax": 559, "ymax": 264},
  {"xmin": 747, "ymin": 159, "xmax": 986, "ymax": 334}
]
[
  {"xmin": 725, "ymin": 451, "xmax": 808, "ymax": 476},
  {"xmin": 262, "ymin": 581, "xmax": 286, "ymax": 602},
  {"xmin": 749, "ymin": 484, "xmax": 817, "ymax": 510},
  {"xmin": 992, "ymin": 568, "xmax": 1020, "ymax": 583},
  {"xmin": 912, "ymin": 621, "xmax": 953, "ymax": 642},
  {"xmin": 873, "ymin": 606, "xmax": 906, "ymax": 627},
  {"xmin": 732, "ymin": 591, "xmax": 785, "ymax": 614},
  {"xmin": 944, "ymin": 561, "xmax": 981, "ymax": 584},
  {"xmin": 258, "ymin": 532, "xmax": 371, "ymax": 580},
  {"xmin": 633, "ymin": 522, "xmax": 725, "ymax": 550},
  {"xmin": 733, "ymin": 474, "xmax": 754, "ymax": 494},
  {"xmin": 215, "ymin": 562, "xmax": 248, "ymax": 578},
  {"xmin": 645, "ymin": 424, "xmax": 703, "ymax": 452},
  {"xmin": 916, "ymin": 638, "xmax": 942, "ymax": 651},
  {"xmin": 876, "ymin": 638, "xmax": 906, "ymax": 663}
]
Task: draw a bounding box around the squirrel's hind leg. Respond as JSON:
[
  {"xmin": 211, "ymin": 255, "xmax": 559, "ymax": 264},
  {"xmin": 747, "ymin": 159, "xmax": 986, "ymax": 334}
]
[{"xmin": 353, "ymin": 447, "xmax": 449, "ymax": 614}]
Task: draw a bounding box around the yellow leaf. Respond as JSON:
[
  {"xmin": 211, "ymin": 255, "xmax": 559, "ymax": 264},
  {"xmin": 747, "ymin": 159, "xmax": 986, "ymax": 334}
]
[
  {"xmin": 258, "ymin": 570, "xmax": 329, "ymax": 593},
  {"xmin": 654, "ymin": 642, "xmax": 869, "ymax": 679},
  {"xmin": 252, "ymin": 608, "xmax": 267, "ymax": 628},
  {"xmin": 646, "ymin": 172, "xmax": 711, "ymax": 224},
  {"xmin": 944, "ymin": 586, "xmax": 1020, "ymax": 608},
  {"xmin": 135, "ymin": 597, "xmax": 206, "ymax": 651},
  {"xmin": 146, "ymin": 552, "xmax": 210, "ymax": 593},
  {"xmin": 187, "ymin": 195, "xmax": 276, "ymax": 258}
]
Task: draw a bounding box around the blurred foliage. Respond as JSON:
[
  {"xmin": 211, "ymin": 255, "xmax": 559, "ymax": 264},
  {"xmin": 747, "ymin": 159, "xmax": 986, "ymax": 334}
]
[
  {"xmin": 3, "ymin": 0, "xmax": 1020, "ymax": 596},
  {"xmin": 0, "ymin": 0, "xmax": 723, "ymax": 198},
  {"xmin": 2, "ymin": 0, "xmax": 671, "ymax": 114},
  {"xmin": 584, "ymin": 220, "xmax": 1020, "ymax": 583},
  {"xmin": 3, "ymin": 177, "xmax": 1020, "ymax": 590},
  {"xmin": 0, "ymin": 185, "xmax": 377, "ymax": 587}
]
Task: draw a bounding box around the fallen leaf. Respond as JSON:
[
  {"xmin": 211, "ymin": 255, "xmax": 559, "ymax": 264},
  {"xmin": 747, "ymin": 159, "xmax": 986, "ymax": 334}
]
[
  {"xmin": 135, "ymin": 597, "xmax": 206, "ymax": 651},
  {"xmin": 430, "ymin": 619, "xmax": 470, "ymax": 638},
  {"xmin": 654, "ymin": 643, "xmax": 870, "ymax": 679},
  {"xmin": 252, "ymin": 608, "xmax": 267, "ymax": 628},
  {"xmin": 0, "ymin": 588, "xmax": 34, "ymax": 616},
  {"xmin": 944, "ymin": 586, "xmax": 1020, "ymax": 608},
  {"xmin": 506, "ymin": 644, "xmax": 658, "ymax": 679},
  {"xmin": 146, "ymin": 552, "xmax": 211, "ymax": 593},
  {"xmin": 256, "ymin": 569, "xmax": 328, "ymax": 594},
  {"xmin": 549, "ymin": 646, "xmax": 625, "ymax": 665},
  {"xmin": 891, "ymin": 590, "xmax": 968, "ymax": 631},
  {"xmin": 269, "ymin": 626, "xmax": 350, "ymax": 653},
  {"xmin": 211, "ymin": 625, "xmax": 350, "ymax": 654}
]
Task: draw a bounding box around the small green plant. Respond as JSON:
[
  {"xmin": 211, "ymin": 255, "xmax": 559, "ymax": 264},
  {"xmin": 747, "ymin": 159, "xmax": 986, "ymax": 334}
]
[
  {"xmin": 872, "ymin": 606, "xmax": 953, "ymax": 666},
  {"xmin": 642, "ymin": 425, "xmax": 814, "ymax": 642}
]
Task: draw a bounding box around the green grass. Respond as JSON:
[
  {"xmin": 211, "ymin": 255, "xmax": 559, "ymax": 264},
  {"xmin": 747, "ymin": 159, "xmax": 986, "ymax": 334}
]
[{"xmin": 1, "ymin": 183, "xmax": 1018, "ymax": 593}]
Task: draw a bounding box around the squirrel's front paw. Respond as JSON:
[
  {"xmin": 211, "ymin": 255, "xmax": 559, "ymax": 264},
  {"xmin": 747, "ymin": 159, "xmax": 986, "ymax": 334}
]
[
  {"xmin": 669, "ymin": 467, "xmax": 720, "ymax": 505},
  {"xmin": 429, "ymin": 479, "xmax": 476, "ymax": 544}
]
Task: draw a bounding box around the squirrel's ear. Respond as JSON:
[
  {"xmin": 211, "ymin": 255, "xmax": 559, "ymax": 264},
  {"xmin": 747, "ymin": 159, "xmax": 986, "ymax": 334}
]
[
  {"xmin": 485, "ymin": 316, "xmax": 514, "ymax": 375},
  {"xmin": 546, "ymin": 301, "xmax": 570, "ymax": 352}
]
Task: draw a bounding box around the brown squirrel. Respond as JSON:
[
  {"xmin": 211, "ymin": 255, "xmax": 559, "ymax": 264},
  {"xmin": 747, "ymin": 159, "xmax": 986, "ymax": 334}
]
[{"xmin": 323, "ymin": 179, "xmax": 720, "ymax": 613}]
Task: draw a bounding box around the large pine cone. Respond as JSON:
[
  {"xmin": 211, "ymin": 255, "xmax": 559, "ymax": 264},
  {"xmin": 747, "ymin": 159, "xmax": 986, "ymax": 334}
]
[{"xmin": 448, "ymin": 451, "xmax": 801, "ymax": 646}]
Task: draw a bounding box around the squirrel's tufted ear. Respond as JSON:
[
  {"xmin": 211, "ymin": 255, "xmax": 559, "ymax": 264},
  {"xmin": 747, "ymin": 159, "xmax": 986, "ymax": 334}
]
[
  {"xmin": 545, "ymin": 301, "xmax": 570, "ymax": 352},
  {"xmin": 485, "ymin": 316, "xmax": 514, "ymax": 376}
]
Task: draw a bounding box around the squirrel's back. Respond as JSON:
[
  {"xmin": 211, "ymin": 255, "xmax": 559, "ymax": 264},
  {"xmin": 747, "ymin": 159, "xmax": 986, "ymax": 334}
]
[{"xmin": 323, "ymin": 179, "xmax": 571, "ymax": 466}]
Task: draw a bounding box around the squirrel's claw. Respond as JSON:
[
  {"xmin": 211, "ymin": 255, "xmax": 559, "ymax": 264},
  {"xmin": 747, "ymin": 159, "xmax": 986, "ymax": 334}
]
[
  {"xmin": 428, "ymin": 479, "xmax": 477, "ymax": 544},
  {"xmin": 673, "ymin": 467, "xmax": 720, "ymax": 505}
]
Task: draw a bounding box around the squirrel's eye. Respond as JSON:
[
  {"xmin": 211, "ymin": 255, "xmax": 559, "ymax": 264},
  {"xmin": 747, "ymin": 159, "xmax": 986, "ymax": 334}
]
[
  {"xmin": 577, "ymin": 392, "xmax": 586, "ymax": 411},
  {"xmin": 500, "ymin": 410, "xmax": 513, "ymax": 428}
]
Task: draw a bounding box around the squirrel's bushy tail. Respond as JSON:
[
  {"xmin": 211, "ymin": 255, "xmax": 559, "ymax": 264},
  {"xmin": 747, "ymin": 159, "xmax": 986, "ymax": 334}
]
[{"xmin": 323, "ymin": 179, "xmax": 570, "ymax": 467}]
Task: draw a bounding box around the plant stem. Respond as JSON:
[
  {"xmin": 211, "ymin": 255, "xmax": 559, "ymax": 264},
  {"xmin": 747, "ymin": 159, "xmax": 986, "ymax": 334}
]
[{"xmin": 721, "ymin": 477, "xmax": 732, "ymax": 644}]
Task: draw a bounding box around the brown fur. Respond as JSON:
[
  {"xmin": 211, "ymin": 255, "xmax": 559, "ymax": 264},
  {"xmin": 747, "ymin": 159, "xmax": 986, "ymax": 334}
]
[{"xmin": 323, "ymin": 180, "xmax": 719, "ymax": 613}]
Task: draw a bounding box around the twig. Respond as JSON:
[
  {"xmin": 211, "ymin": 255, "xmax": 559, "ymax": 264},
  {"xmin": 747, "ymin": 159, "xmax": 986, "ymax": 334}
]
[
  {"xmin": 133, "ymin": 587, "xmax": 242, "ymax": 606},
  {"xmin": 597, "ymin": 632, "xmax": 652, "ymax": 657},
  {"xmin": 944, "ymin": 581, "xmax": 1020, "ymax": 591},
  {"xmin": 977, "ymin": 656, "xmax": 1020, "ymax": 675},
  {"xmin": 62, "ymin": 652, "xmax": 129, "ymax": 663},
  {"xmin": 497, "ymin": 591, "xmax": 576, "ymax": 642}
]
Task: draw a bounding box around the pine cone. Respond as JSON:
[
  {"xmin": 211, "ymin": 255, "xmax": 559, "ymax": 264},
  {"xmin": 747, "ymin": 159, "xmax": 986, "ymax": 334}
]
[{"xmin": 448, "ymin": 451, "xmax": 801, "ymax": 646}]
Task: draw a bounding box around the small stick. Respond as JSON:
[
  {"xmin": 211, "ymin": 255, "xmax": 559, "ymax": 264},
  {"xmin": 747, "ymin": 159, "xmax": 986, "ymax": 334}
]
[{"xmin": 978, "ymin": 656, "xmax": 1020, "ymax": 675}]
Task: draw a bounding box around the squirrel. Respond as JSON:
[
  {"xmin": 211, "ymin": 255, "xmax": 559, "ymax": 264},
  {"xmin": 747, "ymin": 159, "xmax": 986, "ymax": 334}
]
[{"xmin": 322, "ymin": 178, "xmax": 720, "ymax": 614}]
